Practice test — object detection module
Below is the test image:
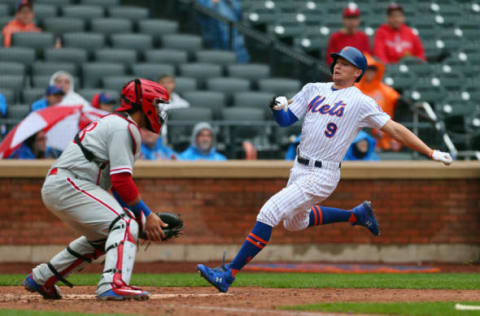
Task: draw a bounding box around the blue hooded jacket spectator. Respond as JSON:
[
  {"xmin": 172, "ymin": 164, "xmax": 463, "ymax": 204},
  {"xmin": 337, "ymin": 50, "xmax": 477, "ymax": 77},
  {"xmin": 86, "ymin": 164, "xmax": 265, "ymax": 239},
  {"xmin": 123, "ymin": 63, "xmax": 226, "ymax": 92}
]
[
  {"xmin": 141, "ymin": 138, "xmax": 177, "ymax": 160},
  {"xmin": 178, "ymin": 122, "xmax": 226, "ymax": 161},
  {"xmin": 197, "ymin": 0, "xmax": 250, "ymax": 63},
  {"xmin": 344, "ymin": 130, "xmax": 379, "ymax": 161},
  {"xmin": 31, "ymin": 85, "xmax": 65, "ymax": 112},
  {"xmin": 8, "ymin": 131, "xmax": 60, "ymax": 159}
]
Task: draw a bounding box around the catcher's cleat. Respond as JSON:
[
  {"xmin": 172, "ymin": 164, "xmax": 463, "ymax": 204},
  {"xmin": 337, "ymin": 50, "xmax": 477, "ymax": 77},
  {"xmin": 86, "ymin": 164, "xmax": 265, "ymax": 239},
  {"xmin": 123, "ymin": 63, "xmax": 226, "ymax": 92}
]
[
  {"xmin": 197, "ymin": 264, "xmax": 235, "ymax": 293},
  {"xmin": 352, "ymin": 200, "xmax": 380, "ymax": 236},
  {"xmin": 97, "ymin": 285, "xmax": 149, "ymax": 301},
  {"xmin": 23, "ymin": 273, "xmax": 62, "ymax": 300}
]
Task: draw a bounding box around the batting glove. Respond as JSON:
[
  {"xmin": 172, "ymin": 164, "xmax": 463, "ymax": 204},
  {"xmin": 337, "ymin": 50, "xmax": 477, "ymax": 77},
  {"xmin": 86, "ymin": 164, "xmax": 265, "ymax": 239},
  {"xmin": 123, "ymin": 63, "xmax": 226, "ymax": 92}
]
[
  {"xmin": 269, "ymin": 96, "xmax": 289, "ymax": 112},
  {"xmin": 431, "ymin": 150, "xmax": 453, "ymax": 165}
]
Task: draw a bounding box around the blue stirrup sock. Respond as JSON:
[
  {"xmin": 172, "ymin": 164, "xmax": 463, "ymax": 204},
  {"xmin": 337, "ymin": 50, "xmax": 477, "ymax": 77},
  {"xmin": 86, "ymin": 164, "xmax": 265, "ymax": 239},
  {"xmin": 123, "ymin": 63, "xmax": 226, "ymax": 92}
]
[
  {"xmin": 308, "ymin": 205, "xmax": 356, "ymax": 226},
  {"xmin": 229, "ymin": 221, "xmax": 272, "ymax": 276}
]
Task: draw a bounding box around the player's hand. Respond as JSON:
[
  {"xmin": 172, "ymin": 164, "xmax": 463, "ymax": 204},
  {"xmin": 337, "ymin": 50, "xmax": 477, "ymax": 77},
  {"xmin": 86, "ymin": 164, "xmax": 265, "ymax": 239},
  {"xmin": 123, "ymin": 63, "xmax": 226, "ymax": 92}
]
[
  {"xmin": 269, "ymin": 96, "xmax": 289, "ymax": 112},
  {"xmin": 144, "ymin": 212, "xmax": 168, "ymax": 241},
  {"xmin": 431, "ymin": 150, "xmax": 453, "ymax": 166}
]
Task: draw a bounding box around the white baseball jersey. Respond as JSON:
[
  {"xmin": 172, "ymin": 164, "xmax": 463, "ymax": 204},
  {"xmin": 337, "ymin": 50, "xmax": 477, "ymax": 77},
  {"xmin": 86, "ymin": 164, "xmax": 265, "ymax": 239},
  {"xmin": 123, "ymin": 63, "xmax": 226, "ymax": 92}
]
[
  {"xmin": 290, "ymin": 82, "xmax": 390, "ymax": 162},
  {"xmin": 52, "ymin": 113, "xmax": 141, "ymax": 190}
]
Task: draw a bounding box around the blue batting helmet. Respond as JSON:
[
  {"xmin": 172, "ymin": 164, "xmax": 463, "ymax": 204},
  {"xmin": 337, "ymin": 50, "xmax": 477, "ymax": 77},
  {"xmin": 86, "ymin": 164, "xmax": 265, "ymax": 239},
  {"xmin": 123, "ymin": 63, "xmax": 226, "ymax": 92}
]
[{"xmin": 330, "ymin": 46, "xmax": 367, "ymax": 82}]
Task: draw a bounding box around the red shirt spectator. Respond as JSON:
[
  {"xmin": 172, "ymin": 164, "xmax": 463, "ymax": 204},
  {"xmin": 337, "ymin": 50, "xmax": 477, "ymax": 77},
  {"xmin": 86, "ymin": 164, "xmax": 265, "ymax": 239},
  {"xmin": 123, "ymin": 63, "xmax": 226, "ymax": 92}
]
[
  {"xmin": 2, "ymin": 0, "xmax": 41, "ymax": 47},
  {"xmin": 325, "ymin": 4, "xmax": 371, "ymax": 66},
  {"xmin": 373, "ymin": 3, "xmax": 425, "ymax": 64}
]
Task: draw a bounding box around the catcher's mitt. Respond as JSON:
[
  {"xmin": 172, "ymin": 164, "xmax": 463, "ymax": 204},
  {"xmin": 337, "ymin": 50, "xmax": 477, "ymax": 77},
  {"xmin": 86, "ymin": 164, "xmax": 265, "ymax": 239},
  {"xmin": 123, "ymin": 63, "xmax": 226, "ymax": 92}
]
[{"xmin": 139, "ymin": 212, "xmax": 184, "ymax": 241}]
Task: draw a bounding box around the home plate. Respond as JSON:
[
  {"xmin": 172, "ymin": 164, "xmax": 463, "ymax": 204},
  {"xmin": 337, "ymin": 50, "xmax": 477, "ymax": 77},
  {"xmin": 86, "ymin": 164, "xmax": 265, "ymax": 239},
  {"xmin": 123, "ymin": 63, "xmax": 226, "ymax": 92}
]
[
  {"xmin": 455, "ymin": 304, "xmax": 480, "ymax": 311},
  {"xmin": 3, "ymin": 293, "xmax": 231, "ymax": 301}
]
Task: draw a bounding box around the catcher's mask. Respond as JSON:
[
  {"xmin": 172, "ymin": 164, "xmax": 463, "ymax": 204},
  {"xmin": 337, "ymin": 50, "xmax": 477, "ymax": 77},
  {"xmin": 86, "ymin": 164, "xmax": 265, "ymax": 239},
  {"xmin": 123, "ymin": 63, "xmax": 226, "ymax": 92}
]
[{"xmin": 116, "ymin": 78, "xmax": 170, "ymax": 134}]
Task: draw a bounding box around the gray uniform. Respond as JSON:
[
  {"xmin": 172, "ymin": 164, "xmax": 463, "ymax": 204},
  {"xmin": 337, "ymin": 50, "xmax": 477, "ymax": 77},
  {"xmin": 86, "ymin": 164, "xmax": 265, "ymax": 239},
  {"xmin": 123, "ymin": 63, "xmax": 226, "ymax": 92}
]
[{"xmin": 33, "ymin": 114, "xmax": 142, "ymax": 295}]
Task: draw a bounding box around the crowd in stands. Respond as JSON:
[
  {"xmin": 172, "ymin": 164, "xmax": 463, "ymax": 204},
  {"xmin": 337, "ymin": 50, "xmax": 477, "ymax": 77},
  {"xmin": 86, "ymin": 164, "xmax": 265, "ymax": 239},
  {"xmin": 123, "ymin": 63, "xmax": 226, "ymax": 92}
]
[{"xmin": 2, "ymin": 0, "xmax": 469, "ymax": 161}]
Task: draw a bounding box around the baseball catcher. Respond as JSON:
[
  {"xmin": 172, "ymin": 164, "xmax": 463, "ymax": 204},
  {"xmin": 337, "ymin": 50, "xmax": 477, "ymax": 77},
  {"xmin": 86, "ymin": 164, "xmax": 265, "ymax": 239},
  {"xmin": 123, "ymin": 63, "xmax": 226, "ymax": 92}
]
[{"xmin": 23, "ymin": 78, "xmax": 184, "ymax": 301}]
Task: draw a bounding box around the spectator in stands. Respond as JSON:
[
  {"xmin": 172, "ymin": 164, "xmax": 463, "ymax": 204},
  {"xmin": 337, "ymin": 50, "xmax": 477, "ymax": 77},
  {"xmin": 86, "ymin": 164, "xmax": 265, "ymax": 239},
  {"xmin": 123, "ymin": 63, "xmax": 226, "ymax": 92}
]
[
  {"xmin": 178, "ymin": 122, "xmax": 226, "ymax": 161},
  {"xmin": 373, "ymin": 3, "xmax": 426, "ymax": 64},
  {"xmin": 356, "ymin": 54, "xmax": 402, "ymax": 151},
  {"xmin": 158, "ymin": 74, "xmax": 190, "ymax": 110},
  {"xmin": 49, "ymin": 71, "xmax": 89, "ymax": 107},
  {"xmin": 326, "ymin": 3, "xmax": 371, "ymax": 66},
  {"xmin": 0, "ymin": 93, "xmax": 7, "ymax": 136},
  {"xmin": 8, "ymin": 131, "xmax": 60, "ymax": 159},
  {"xmin": 196, "ymin": 0, "xmax": 250, "ymax": 63},
  {"xmin": 31, "ymin": 85, "xmax": 65, "ymax": 112},
  {"xmin": 285, "ymin": 134, "xmax": 300, "ymax": 160},
  {"xmin": 140, "ymin": 128, "xmax": 177, "ymax": 160},
  {"xmin": 2, "ymin": 0, "xmax": 41, "ymax": 47},
  {"xmin": 91, "ymin": 92, "xmax": 116, "ymax": 113},
  {"xmin": 344, "ymin": 130, "xmax": 379, "ymax": 161}
]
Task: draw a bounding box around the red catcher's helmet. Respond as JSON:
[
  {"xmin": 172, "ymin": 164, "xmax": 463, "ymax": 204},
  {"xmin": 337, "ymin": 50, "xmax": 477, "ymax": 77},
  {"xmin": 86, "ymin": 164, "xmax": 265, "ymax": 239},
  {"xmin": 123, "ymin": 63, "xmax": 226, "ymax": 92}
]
[{"xmin": 116, "ymin": 78, "xmax": 170, "ymax": 133}]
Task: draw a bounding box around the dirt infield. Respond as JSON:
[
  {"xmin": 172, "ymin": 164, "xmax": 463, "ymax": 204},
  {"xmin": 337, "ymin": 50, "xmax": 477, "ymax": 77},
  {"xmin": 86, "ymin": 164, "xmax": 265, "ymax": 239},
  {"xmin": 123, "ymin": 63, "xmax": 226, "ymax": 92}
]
[{"xmin": 1, "ymin": 286, "xmax": 480, "ymax": 316}]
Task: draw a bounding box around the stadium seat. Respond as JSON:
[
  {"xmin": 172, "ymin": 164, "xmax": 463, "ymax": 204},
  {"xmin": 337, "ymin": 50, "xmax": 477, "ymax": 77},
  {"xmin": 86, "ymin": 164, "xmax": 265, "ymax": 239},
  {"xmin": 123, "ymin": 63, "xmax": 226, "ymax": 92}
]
[
  {"xmin": 32, "ymin": 61, "xmax": 77, "ymax": 77},
  {"xmin": 82, "ymin": 63, "xmax": 125, "ymax": 88},
  {"xmin": 206, "ymin": 78, "xmax": 250, "ymax": 95},
  {"xmin": 62, "ymin": 5, "xmax": 104, "ymax": 20},
  {"xmin": 8, "ymin": 104, "xmax": 30, "ymax": 120},
  {"xmin": 0, "ymin": 47, "xmax": 35, "ymax": 66},
  {"xmin": 0, "ymin": 4, "xmax": 9, "ymax": 16},
  {"xmin": 91, "ymin": 18, "xmax": 132, "ymax": 35},
  {"xmin": 0, "ymin": 75, "xmax": 24, "ymax": 95},
  {"xmin": 81, "ymin": 0, "xmax": 120, "ymax": 6},
  {"xmin": 37, "ymin": 0, "xmax": 73, "ymax": 5},
  {"xmin": 258, "ymin": 78, "xmax": 301, "ymax": 95},
  {"xmin": 44, "ymin": 48, "xmax": 88, "ymax": 65},
  {"xmin": 195, "ymin": 50, "xmax": 237, "ymax": 66},
  {"xmin": 144, "ymin": 49, "xmax": 188, "ymax": 65},
  {"xmin": 0, "ymin": 17, "xmax": 9, "ymax": 31},
  {"xmin": 227, "ymin": 64, "xmax": 271, "ymax": 81},
  {"xmin": 101, "ymin": 76, "xmax": 135, "ymax": 91},
  {"xmin": 221, "ymin": 107, "xmax": 266, "ymax": 139},
  {"xmin": 94, "ymin": 48, "xmax": 137, "ymax": 65},
  {"xmin": 42, "ymin": 18, "xmax": 85, "ymax": 35},
  {"xmin": 174, "ymin": 77, "xmax": 197, "ymax": 93},
  {"xmin": 63, "ymin": 32, "xmax": 106, "ymax": 52},
  {"xmin": 111, "ymin": 33, "xmax": 153, "ymax": 51},
  {"xmin": 108, "ymin": 6, "xmax": 149, "ymax": 21},
  {"xmin": 471, "ymin": 132, "xmax": 480, "ymax": 151},
  {"xmin": 162, "ymin": 34, "xmax": 202, "ymax": 53},
  {"xmin": 22, "ymin": 88, "xmax": 45, "ymax": 105},
  {"xmin": 233, "ymin": 91, "xmax": 272, "ymax": 108},
  {"xmin": 0, "ymin": 61, "xmax": 25, "ymax": 75},
  {"xmin": 139, "ymin": 19, "xmax": 178, "ymax": 46},
  {"xmin": 131, "ymin": 63, "xmax": 175, "ymax": 81},
  {"xmin": 78, "ymin": 89, "xmax": 119, "ymax": 103},
  {"xmin": 0, "ymin": 88, "xmax": 15, "ymax": 105},
  {"xmin": 11, "ymin": 32, "xmax": 55, "ymax": 50},
  {"xmin": 35, "ymin": 4, "xmax": 57, "ymax": 20},
  {"xmin": 178, "ymin": 63, "xmax": 222, "ymax": 81},
  {"xmin": 182, "ymin": 91, "xmax": 226, "ymax": 118}
]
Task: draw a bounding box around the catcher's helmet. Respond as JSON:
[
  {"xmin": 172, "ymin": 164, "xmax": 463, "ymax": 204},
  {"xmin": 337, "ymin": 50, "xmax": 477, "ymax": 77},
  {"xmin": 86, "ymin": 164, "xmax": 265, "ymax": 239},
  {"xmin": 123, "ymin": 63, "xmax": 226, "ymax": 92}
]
[
  {"xmin": 116, "ymin": 78, "xmax": 170, "ymax": 134},
  {"xmin": 330, "ymin": 46, "xmax": 367, "ymax": 82}
]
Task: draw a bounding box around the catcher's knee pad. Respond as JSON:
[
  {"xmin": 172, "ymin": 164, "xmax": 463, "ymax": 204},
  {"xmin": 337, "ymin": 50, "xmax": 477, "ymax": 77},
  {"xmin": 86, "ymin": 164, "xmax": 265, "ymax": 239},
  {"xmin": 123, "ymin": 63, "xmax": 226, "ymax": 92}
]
[{"xmin": 101, "ymin": 214, "xmax": 138, "ymax": 288}]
